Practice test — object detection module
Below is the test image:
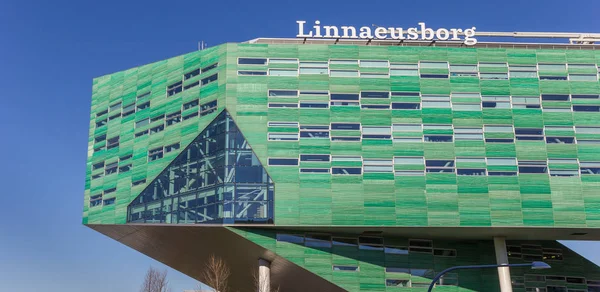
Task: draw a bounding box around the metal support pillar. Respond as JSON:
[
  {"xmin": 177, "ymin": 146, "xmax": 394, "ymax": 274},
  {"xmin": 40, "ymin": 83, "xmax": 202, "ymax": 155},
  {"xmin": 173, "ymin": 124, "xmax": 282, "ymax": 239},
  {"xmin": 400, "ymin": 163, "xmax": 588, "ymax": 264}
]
[
  {"xmin": 258, "ymin": 258, "xmax": 270, "ymax": 292},
  {"xmin": 494, "ymin": 237, "xmax": 513, "ymax": 292}
]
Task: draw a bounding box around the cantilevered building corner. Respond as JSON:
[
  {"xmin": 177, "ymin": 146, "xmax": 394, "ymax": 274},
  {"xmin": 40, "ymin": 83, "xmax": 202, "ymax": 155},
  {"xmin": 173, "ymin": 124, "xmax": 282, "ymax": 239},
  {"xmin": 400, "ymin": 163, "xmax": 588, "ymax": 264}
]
[{"xmin": 84, "ymin": 31, "xmax": 600, "ymax": 292}]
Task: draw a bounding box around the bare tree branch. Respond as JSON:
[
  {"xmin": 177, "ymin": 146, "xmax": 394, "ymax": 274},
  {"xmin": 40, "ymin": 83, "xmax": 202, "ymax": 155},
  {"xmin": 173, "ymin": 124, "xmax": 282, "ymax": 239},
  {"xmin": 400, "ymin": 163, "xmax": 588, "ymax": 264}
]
[
  {"xmin": 141, "ymin": 267, "xmax": 171, "ymax": 292},
  {"xmin": 200, "ymin": 254, "xmax": 231, "ymax": 292}
]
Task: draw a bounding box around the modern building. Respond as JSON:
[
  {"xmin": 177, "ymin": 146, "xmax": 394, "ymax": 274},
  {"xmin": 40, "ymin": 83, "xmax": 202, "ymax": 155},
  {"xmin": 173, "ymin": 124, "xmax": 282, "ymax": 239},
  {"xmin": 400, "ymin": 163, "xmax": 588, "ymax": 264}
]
[{"xmin": 84, "ymin": 28, "xmax": 600, "ymax": 292}]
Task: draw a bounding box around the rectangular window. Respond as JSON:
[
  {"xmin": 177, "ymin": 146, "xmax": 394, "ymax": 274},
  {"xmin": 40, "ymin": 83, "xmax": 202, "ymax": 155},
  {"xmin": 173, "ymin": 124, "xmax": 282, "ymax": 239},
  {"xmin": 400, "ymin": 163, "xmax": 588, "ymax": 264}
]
[
  {"xmin": 200, "ymin": 100, "xmax": 218, "ymax": 116},
  {"xmin": 269, "ymin": 69, "xmax": 298, "ymax": 76},
  {"xmin": 572, "ymin": 94, "xmax": 600, "ymax": 99},
  {"xmin": 137, "ymin": 101, "xmax": 150, "ymax": 110},
  {"xmin": 89, "ymin": 194, "xmax": 102, "ymax": 207},
  {"xmin": 96, "ymin": 109, "xmax": 108, "ymax": 117},
  {"xmin": 268, "ymin": 103, "xmax": 298, "ymax": 108},
  {"xmin": 150, "ymin": 125, "xmax": 164, "ymax": 135},
  {"xmin": 299, "ymin": 67, "xmax": 329, "ymax": 74},
  {"xmin": 268, "ymin": 58, "xmax": 297, "ymax": 64},
  {"xmin": 569, "ymin": 64, "xmax": 596, "ymax": 70},
  {"xmin": 519, "ymin": 160, "xmax": 547, "ymax": 174},
  {"xmin": 330, "ymin": 59, "xmax": 358, "ymax": 65},
  {"xmin": 361, "ymin": 72, "xmax": 388, "ymax": 78},
  {"xmin": 122, "ymin": 103, "xmax": 135, "ymax": 117},
  {"xmin": 330, "ymin": 70, "xmax": 359, "ymax": 77},
  {"xmin": 385, "ymin": 279, "xmax": 410, "ymax": 287},
  {"xmin": 363, "ymin": 159, "xmax": 393, "ymax": 173},
  {"xmin": 426, "ymin": 160, "xmax": 455, "ymax": 173},
  {"xmin": 424, "ymin": 135, "xmax": 453, "ymax": 142},
  {"xmin": 360, "ymin": 60, "xmax": 388, "ymax": 68},
  {"xmin": 539, "ymin": 64, "xmax": 566, "ymax": 71},
  {"xmin": 268, "ymin": 121, "xmax": 299, "ymax": 128},
  {"xmin": 330, "ymin": 93, "xmax": 359, "ymax": 101},
  {"xmin": 300, "ymin": 101, "xmax": 329, "ymax": 109},
  {"xmin": 542, "ymin": 94, "xmax": 569, "ymax": 101},
  {"xmin": 238, "ymin": 58, "xmax": 267, "ymax": 65},
  {"xmin": 575, "ymin": 126, "xmax": 600, "ymax": 134},
  {"xmin": 201, "ymin": 63, "xmax": 218, "ymax": 73},
  {"xmin": 166, "ymin": 111, "xmax": 181, "ymax": 126},
  {"xmin": 421, "ymin": 73, "xmax": 448, "ymax": 79},
  {"xmin": 268, "ymin": 90, "xmax": 298, "ymax": 97},
  {"xmin": 513, "ymin": 96, "xmax": 541, "ymax": 109},
  {"xmin": 515, "ymin": 128, "xmax": 544, "ymax": 141},
  {"xmin": 201, "ymin": 74, "xmax": 218, "ymax": 85},
  {"xmin": 137, "ymin": 92, "xmax": 150, "ymax": 100},
  {"xmin": 457, "ymin": 168, "xmax": 486, "ymax": 176},
  {"xmin": 268, "ymin": 133, "xmax": 298, "ymax": 141},
  {"xmin": 148, "ymin": 147, "xmax": 164, "ymax": 161},
  {"xmin": 104, "ymin": 162, "xmax": 118, "ymax": 175},
  {"xmin": 268, "ymin": 158, "xmax": 299, "ymax": 166},
  {"xmin": 392, "ymin": 102, "xmax": 420, "ymax": 109},
  {"xmin": 331, "ymin": 123, "xmax": 360, "ymax": 130},
  {"xmin": 581, "ymin": 162, "xmax": 600, "ymax": 175},
  {"xmin": 480, "ymin": 73, "xmax": 509, "ymax": 80},
  {"xmin": 132, "ymin": 179, "xmax": 146, "ymax": 187},
  {"xmin": 238, "ymin": 70, "xmax": 267, "ymax": 76},
  {"xmin": 106, "ymin": 137, "xmax": 119, "ymax": 149},
  {"xmin": 92, "ymin": 161, "xmax": 104, "ymax": 170},
  {"xmin": 183, "ymin": 81, "xmax": 199, "ymax": 90},
  {"xmin": 450, "ymin": 64, "xmax": 478, "ymax": 77},
  {"xmin": 300, "ymin": 168, "xmax": 330, "ymax": 173},
  {"xmin": 362, "ymin": 126, "xmax": 391, "ymax": 139},
  {"xmin": 183, "ymin": 99, "xmax": 199, "ymax": 110},
  {"xmin": 167, "ymin": 81, "xmax": 182, "ymax": 97},
  {"xmin": 165, "ymin": 143, "xmax": 180, "ymax": 153},
  {"xmin": 359, "ymin": 237, "xmax": 383, "ymax": 250},
  {"xmin": 361, "ymin": 91, "xmax": 389, "ymax": 99},
  {"xmin": 183, "ymin": 112, "xmax": 198, "ymax": 120},
  {"xmin": 184, "ymin": 69, "xmax": 200, "ymax": 80},
  {"xmin": 151, "ymin": 114, "xmax": 165, "ymax": 122},
  {"xmin": 300, "ymin": 154, "xmax": 330, "ymax": 162},
  {"xmin": 573, "ymin": 105, "xmax": 600, "ymax": 112},
  {"xmin": 455, "ymin": 128, "xmax": 483, "ymax": 140},
  {"xmin": 94, "ymin": 134, "xmax": 106, "ymax": 143},
  {"xmin": 96, "ymin": 119, "xmax": 107, "ymax": 128},
  {"xmin": 119, "ymin": 164, "xmax": 132, "ymax": 173},
  {"xmin": 480, "ymin": 62, "xmax": 508, "ymax": 68},
  {"xmin": 420, "ymin": 61, "xmax": 448, "ymax": 69},
  {"xmin": 332, "ymin": 167, "xmax": 362, "ymax": 175},
  {"xmin": 276, "ymin": 234, "xmax": 304, "ymax": 243},
  {"xmin": 332, "ymin": 265, "xmax": 359, "ymax": 272},
  {"xmin": 305, "ymin": 234, "xmax": 331, "ymax": 248},
  {"xmin": 422, "ymin": 95, "xmax": 451, "ymax": 108},
  {"xmin": 540, "ymin": 76, "xmax": 568, "ymax": 81},
  {"xmin": 135, "ymin": 130, "xmax": 149, "ymax": 138},
  {"xmin": 300, "ymin": 130, "xmax": 329, "ymax": 139},
  {"xmin": 109, "ymin": 102, "xmax": 121, "ymax": 113}
]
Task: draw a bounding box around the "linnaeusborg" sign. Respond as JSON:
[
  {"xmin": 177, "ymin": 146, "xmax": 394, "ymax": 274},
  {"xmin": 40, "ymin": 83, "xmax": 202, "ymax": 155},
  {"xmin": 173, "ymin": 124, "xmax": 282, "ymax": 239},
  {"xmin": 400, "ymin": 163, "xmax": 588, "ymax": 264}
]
[{"xmin": 296, "ymin": 20, "xmax": 478, "ymax": 45}]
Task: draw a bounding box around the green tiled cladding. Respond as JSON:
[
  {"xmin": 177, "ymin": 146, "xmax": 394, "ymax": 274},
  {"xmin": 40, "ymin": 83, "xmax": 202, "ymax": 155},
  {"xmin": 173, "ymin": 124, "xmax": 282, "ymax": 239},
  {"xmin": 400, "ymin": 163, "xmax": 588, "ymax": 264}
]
[{"xmin": 84, "ymin": 43, "xmax": 600, "ymax": 227}]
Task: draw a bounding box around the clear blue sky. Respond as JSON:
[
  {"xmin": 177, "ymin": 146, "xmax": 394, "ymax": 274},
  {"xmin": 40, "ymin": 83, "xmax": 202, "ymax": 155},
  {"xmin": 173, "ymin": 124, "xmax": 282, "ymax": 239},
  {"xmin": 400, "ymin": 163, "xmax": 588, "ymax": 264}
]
[{"xmin": 0, "ymin": 0, "xmax": 598, "ymax": 291}]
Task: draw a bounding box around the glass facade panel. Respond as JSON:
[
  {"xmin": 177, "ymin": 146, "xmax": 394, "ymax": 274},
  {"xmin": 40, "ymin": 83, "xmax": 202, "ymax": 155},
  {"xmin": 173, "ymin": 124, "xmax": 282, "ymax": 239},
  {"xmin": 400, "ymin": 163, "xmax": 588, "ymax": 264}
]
[{"xmin": 127, "ymin": 111, "xmax": 274, "ymax": 224}]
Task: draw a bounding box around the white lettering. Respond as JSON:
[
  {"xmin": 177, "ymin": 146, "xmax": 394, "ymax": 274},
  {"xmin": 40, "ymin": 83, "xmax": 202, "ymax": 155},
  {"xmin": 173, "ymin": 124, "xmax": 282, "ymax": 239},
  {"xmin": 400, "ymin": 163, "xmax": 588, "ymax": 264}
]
[
  {"xmin": 375, "ymin": 27, "xmax": 388, "ymax": 39},
  {"xmin": 324, "ymin": 26, "xmax": 340, "ymax": 38},
  {"xmin": 419, "ymin": 23, "xmax": 434, "ymax": 40},
  {"xmin": 407, "ymin": 28, "xmax": 419, "ymax": 40},
  {"xmin": 450, "ymin": 28, "xmax": 462, "ymax": 41},
  {"xmin": 359, "ymin": 26, "xmax": 373, "ymax": 39},
  {"xmin": 436, "ymin": 28, "xmax": 450, "ymax": 40},
  {"xmin": 341, "ymin": 26, "xmax": 357, "ymax": 38},
  {"xmin": 296, "ymin": 20, "xmax": 313, "ymax": 38},
  {"xmin": 313, "ymin": 20, "xmax": 322, "ymax": 37},
  {"xmin": 294, "ymin": 20, "xmax": 478, "ymax": 46},
  {"xmin": 464, "ymin": 27, "xmax": 477, "ymax": 45},
  {"xmin": 388, "ymin": 27, "xmax": 405, "ymax": 40}
]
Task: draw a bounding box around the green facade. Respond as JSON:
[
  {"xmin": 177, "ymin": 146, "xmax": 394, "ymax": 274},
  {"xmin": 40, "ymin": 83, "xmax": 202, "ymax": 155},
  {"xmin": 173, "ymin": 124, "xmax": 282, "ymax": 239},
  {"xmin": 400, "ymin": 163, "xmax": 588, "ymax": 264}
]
[{"xmin": 84, "ymin": 42, "xmax": 600, "ymax": 291}]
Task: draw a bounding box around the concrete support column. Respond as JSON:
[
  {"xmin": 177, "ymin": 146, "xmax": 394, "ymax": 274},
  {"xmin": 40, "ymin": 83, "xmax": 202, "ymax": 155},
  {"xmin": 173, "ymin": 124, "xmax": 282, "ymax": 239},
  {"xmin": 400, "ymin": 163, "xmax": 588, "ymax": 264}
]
[
  {"xmin": 494, "ymin": 237, "xmax": 513, "ymax": 292},
  {"xmin": 258, "ymin": 258, "xmax": 271, "ymax": 292}
]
